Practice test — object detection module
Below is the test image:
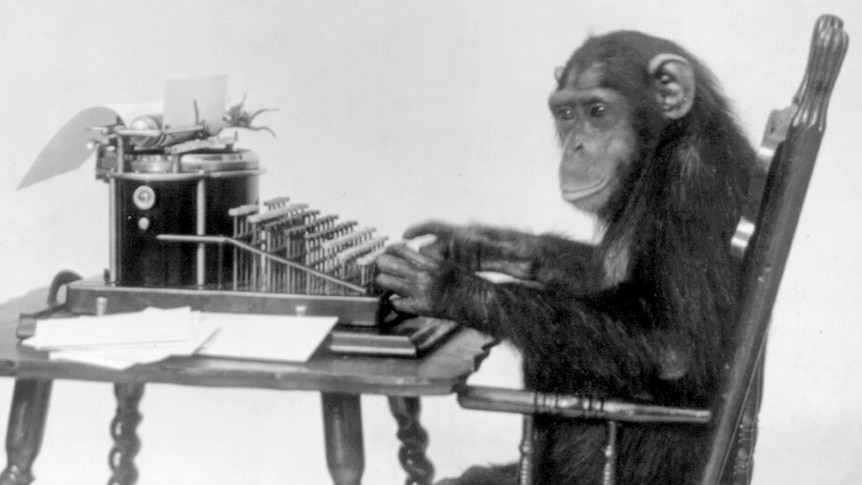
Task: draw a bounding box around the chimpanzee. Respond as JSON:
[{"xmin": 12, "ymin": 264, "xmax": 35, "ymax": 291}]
[{"xmin": 376, "ymin": 30, "xmax": 755, "ymax": 485}]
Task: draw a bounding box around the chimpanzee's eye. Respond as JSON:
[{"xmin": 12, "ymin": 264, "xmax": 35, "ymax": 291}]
[
  {"xmin": 588, "ymin": 103, "xmax": 608, "ymax": 118},
  {"xmin": 556, "ymin": 107, "xmax": 576, "ymax": 121}
]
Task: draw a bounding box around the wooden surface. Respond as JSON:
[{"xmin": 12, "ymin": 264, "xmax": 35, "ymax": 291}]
[{"xmin": 0, "ymin": 287, "xmax": 494, "ymax": 397}]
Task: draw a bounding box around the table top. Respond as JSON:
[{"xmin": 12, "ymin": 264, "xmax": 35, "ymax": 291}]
[{"xmin": 0, "ymin": 287, "xmax": 494, "ymax": 397}]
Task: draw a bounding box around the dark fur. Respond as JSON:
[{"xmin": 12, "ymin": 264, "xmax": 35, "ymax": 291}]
[{"xmin": 380, "ymin": 31, "xmax": 755, "ymax": 484}]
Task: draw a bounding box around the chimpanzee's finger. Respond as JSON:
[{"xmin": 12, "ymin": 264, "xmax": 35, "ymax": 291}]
[
  {"xmin": 384, "ymin": 243, "xmax": 438, "ymax": 269},
  {"xmin": 375, "ymin": 272, "xmax": 413, "ymax": 297},
  {"xmin": 375, "ymin": 252, "xmax": 416, "ymax": 278},
  {"xmin": 387, "ymin": 294, "xmax": 424, "ymax": 315},
  {"xmin": 404, "ymin": 220, "xmax": 456, "ymax": 240},
  {"xmin": 418, "ymin": 240, "xmax": 447, "ymax": 260}
]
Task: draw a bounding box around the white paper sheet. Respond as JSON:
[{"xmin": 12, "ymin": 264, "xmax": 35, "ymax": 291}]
[
  {"xmin": 196, "ymin": 312, "xmax": 337, "ymax": 363},
  {"xmin": 43, "ymin": 309, "xmax": 219, "ymax": 370},
  {"xmin": 49, "ymin": 327, "xmax": 218, "ymax": 370},
  {"xmin": 163, "ymin": 75, "xmax": 227, "ymax": 132},
  {"xmin": 24, "ymin": 307, "xmax": 195, "ymax": 350},
  {"xmin": 17, "ymin": 102, "xmax": 160, "ymax": 189},
  {"xmin": 25, "ymin": 308, "xmax": 337, "ymax": 369}
]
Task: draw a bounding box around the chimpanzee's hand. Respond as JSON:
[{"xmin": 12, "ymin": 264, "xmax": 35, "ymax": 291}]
[
  {"xmin": 375, "ymin": 242, "xmax": 464, "ymax": 318},
  {"xmin": 403, "ymin": 220, "xmax": 482, "ymax": 270},
  {"xmin": 405, "ymin": 220, "xmax": 539, "ymax": 281}
]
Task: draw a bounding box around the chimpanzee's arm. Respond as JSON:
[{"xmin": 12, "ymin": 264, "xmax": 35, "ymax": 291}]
[
  {"xmin": 404, "ymin": 221, "xmax": 597, "ymax": 285},
  {"xmin": 375, "ymin": 244, "xmax": 719, "ymax": 401}
]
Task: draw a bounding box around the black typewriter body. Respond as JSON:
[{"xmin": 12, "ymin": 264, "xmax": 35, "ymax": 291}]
[{"xmin": 113, "ymin": 152, "xmax": 260, "ymax": 288}]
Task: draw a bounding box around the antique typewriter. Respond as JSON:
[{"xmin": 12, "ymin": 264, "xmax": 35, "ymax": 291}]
[{"xmin": 18, "ymin": 83, "xmax": 456, "ymax": 357}]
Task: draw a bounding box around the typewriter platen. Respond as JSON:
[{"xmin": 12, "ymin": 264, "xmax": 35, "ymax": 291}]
[{"xmin": 23, "ymin": 83, "xmax": 457, "ymax": 357}]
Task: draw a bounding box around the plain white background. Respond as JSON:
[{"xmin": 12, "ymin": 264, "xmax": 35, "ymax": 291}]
[{"xmin": 0, "ymin": 1, "xmax": 860, "ymax": 483}]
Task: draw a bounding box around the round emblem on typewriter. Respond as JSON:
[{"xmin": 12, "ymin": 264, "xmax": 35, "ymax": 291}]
[{"xmin": 132, "ymin": 185, "xmax": 156, "ymax": 210}]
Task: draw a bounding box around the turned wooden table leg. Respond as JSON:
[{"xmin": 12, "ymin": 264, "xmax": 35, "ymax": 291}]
[
  {"xmin": 0, "ymin": 379, "xmax": 53, "ymax": 485},
  {"xmin": 388, "ymin": 396, "xmax": 434, "ymax": 485},
  {"xmin": 321, "ymin": 392, "xmax": 364, "ymax": 485},
  {"xmin": 108, "ymin": 383, "xmax": 144, "ymax": 485}
]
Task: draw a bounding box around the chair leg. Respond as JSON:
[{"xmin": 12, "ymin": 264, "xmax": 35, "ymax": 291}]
[
  {"xmin": 602, "ymin": 421, "xmax": 619, "ymax": 485},
  {"xmin": 108, "ymin": 383, "xmax": 145, "ymax": 485},
  {"xmin": 517, "ymin": 415, "xmax": 536, "ymax": 485},
  {"xmin": 0, "ymin": 379, "xmax": 53, "ymax": 485},
  {"xmin": 387, "ymin": 396, "xmax": 434, "ymax": 485},
  {"xmin": 321, "ymin": 392, "xmax": 364, "ymax": 485}
]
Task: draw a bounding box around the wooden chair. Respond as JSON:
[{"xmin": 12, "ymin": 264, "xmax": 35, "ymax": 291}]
[{"xmin": 457, "ymin": 15, "xmax": 849, "ymax": 485}]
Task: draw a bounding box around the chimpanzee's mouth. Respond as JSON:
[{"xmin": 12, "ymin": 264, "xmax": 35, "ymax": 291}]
[{"xmin": 560, "ymin": 179, "xmax": 609, "ymax": 202}]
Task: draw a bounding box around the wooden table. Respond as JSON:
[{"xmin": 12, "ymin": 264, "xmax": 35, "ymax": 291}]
[{"xmin": 0, "ymin": 288, "xmax": 493, "ymax": 485}]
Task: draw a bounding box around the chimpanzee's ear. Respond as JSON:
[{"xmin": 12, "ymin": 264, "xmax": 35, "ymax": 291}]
[
  {"xmin": 554, "ymin": 66, "xmax": 565, "ymax": 83},
  {"xmin": 649, "ymin": 54, "xmax": 696, "ymax": 120}
]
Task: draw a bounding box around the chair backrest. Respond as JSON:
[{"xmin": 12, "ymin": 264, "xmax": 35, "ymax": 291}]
[{"xmin": 699, "ymin": 14, "xmax": 848, "ymax": 485}]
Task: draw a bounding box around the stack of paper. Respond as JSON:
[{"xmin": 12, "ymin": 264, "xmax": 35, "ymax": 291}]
[
  {"xmin": 23, "ymin": 307, "xmax": 338, "ymax": 370},
  {"xmin": 23, "ymin": 307, "xmax": 216, "ymax": 370}
]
